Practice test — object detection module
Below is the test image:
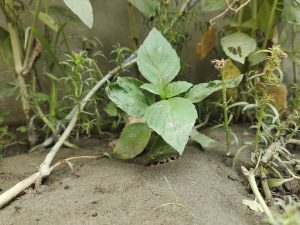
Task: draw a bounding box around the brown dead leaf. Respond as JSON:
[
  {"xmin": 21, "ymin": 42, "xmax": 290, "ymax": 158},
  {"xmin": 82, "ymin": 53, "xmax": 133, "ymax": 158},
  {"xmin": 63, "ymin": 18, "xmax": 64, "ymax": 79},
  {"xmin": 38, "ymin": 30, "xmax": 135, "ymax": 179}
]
[
  {"xmin": 222, "ymin": 59, "xmax": 241, "ymax": 99},
  {"xmin": 268, "ymin": 83, "xmax": 288, "ymax": 116},
  {"xmin": 196, "ymin": 26, "xmax": 216, "ymax": 60}
]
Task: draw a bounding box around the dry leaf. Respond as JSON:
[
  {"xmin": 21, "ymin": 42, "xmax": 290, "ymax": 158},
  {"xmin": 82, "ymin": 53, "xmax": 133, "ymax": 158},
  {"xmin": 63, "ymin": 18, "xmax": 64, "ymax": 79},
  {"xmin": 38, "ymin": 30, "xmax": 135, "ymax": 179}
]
[
  {"xmin": 268, "ymin": 83, "xmax": 288, "ymax": 116},
  {"xmin": 222, "ymin": 59, "xmax": 241, "ymax": 99},
  {"xmin": 196, "ymin": 26, "xmax": 216, "ymax": 60}
]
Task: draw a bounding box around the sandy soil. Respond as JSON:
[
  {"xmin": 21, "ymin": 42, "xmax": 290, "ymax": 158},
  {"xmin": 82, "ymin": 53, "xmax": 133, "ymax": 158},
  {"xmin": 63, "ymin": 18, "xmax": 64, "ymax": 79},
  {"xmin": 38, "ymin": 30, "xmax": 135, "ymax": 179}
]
[{"xmin": 0, "ymin": 134, "xmax": 260, "ymax": 225}]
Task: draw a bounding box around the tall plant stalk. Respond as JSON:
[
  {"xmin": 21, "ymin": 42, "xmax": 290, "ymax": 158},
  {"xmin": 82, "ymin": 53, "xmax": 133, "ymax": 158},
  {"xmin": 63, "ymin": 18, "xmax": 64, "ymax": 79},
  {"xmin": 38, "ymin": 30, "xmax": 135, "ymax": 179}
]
[
  {"xmin": 262, "ymin": 0, "xmax": 278, "ymax": 49},
  {"xmin": 292, "ymin": 24, "xmax": 298, "ymax": 85},
  {"xmin": 22, "ymin": 0, "xmax": 42, "ymax": 74},
  {"xmin": 251, "ymin": 0, "xmax": 257, "ymax": 38}
]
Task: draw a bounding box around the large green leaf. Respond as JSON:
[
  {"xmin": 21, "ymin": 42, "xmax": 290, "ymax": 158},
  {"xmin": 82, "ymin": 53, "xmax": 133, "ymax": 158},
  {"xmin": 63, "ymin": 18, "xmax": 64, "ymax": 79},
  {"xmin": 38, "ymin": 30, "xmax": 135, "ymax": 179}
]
[
  {"xmin": 185, "ymin": 75, "xmax": 243, "ymax": 103},
  {"xmin": 165, "ymin": 81, "xmax": 193, "ymax": 98},
  {"xmin": 221, "ymin": 32, "xmax": 256, "ymax": 64},
  {"xmin": 282, "ymin": 4, "xmax": 300, "ymax": 24},
  {"xmin": 63, "ymin": 0, "xmax": 93, "ymax": 28},
  {"xmin": 144, "ymin": 97, "xmax": 197, "ymax": 154},
  {"xmin": 137, "ymin": 28, "xmax": 180, "ymax": 86},
  {"xmin": 113, "ymin": 123, "xmax": 152, "ymax": 160},
  {"xmin": 128, "ymin": 0, "xmax": 158, "ymax": 18},
  {"xmin": 146, "ymin": 136, "xmax": 179, "ymax": 164},
  {"xmin": 106, "ymin": 77, "xmax": 154, "ymax": 117},
  {"xmin": 201, "ymin": 0, "xmax": 226, "ymax": 11},
  {"xmin": 48, "ymin": 5, "xmax": 82, "ymax": 26}
]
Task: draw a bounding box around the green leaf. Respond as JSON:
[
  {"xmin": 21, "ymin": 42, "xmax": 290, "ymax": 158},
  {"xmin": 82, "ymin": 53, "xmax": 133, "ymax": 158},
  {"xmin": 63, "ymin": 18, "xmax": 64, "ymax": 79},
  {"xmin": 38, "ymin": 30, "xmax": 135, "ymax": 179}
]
[
  {"xmin": 128, "ymin": 0, "xmax": 158, "ymax": 18},
  {"xmin": 113, "ymin": 123, "xmax": 152, "ymax": 160},
  {"xmin": 225, "ymin": 74, "xmax": 244, "ymax": 88},
  {"xmin": 137, "ymin": 28, "xmax": 180, "ymax": 86},
  {"xmin": 16, "ymin": 126, "xmax": 27, "ymax": 133},
  {"xmin": 104, "ymin": 101, "xmax": 118, "ymax": 117},
  {"xmin": 37, "ymin": 12, "xmax": 59, "ymax": 31},
  {"xmin": 144, "ymin": 97, "xmax": 197, "ymax": 154},
  {"xmin": 146, "ymin": 136, "xmax": 179, "ymax": 164},
  {"xmin": 185, "ymin": 75, "xmax": 244, "ymax": 103},
  {"xmin": 268, "ymin": 178, "xmax": 293, "ymax": 188},
  {"xmin": 221, "ymin": 32, "xmax": 256, "ymax": 64},
  {"xmin": 63, "ymin": 0, "xmax": 93, "ymax": 28},
  {"xmin": 141, "ymin": 81, "xmax": 192, "ymax": 98},
  {"xmin": 190, "ymin": 129, "xmax": 216, "ymax": 151},
  {"xmin": 201, "ymin": 0, "xmax": 226, "ymax": 12},
  {"xmin": 165, "ymin": 81, "xmax": 193, "ymax": 98},
  {"xmin": 34, "ymin": 92, "xmax": 49, "ymax": 103},
  {"xmin": 282, "ymin": 4, "xmax": 300, "ymax": 24},
  {"xmin": 48, "ymin": 5, "xmax": 82, "ymax": 26},
  {"xmin": 106, "ymin": 77, "xmax": 154, "ymax": 117},
  {"xmin": 141, "ymin": 83, "xmax": 160, "ymax": 95},
  {"xmin": 248, "ymin": 50, "xmax": 268, "ymax": 66}
]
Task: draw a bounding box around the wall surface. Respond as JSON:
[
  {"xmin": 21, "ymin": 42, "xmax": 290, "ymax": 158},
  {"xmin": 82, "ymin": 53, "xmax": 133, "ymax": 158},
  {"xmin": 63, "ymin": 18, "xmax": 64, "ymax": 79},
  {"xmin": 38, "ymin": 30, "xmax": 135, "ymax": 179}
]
[{"xmin": 0, "ymin": 0, "xmax": 295, "ymax": 125}]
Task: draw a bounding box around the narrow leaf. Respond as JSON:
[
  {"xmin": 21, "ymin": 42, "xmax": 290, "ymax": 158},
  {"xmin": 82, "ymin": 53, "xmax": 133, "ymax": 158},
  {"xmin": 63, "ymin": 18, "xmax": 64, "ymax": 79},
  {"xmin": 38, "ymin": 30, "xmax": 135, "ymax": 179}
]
[
  {"xmin": 190, "ymin": 129, "xmax": 216, "ymax": 151},
  {"xmin": 268, "ymin": 178, "xmax": 293, "ymax": 188},
  {"xmin": 185, "ymin": 75, "xmax": 243, "ymax": 103}
]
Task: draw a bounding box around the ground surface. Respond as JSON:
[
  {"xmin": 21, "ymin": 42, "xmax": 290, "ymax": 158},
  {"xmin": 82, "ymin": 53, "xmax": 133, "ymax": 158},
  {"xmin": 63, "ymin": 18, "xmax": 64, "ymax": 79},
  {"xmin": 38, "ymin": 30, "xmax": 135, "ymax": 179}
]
[{"xmin": 0, "ymin": 131, "xmax": 260, "ymax": 225}]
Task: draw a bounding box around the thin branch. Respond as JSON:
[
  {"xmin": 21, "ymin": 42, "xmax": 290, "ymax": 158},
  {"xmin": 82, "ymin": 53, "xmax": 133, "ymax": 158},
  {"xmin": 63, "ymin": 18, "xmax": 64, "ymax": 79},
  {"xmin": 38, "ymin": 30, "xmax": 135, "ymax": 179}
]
[{"xmin": 210, "ymin": 0, "xmax": 252, "ymax": 25}]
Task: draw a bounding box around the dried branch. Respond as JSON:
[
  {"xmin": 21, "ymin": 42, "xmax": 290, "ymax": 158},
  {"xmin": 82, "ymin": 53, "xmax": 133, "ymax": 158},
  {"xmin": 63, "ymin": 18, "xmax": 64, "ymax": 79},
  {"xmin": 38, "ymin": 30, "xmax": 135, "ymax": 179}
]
[{"xmin": 210, "ymin": 0, "xmax": 252, "ymax": 25}]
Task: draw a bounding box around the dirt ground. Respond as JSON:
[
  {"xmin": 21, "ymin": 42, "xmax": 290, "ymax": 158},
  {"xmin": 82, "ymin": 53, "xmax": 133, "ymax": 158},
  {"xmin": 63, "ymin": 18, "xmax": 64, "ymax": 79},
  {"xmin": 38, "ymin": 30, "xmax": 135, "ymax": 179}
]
[{"xmin": 0, "ymin": 130, "xmax": 260, "ymax": 225}]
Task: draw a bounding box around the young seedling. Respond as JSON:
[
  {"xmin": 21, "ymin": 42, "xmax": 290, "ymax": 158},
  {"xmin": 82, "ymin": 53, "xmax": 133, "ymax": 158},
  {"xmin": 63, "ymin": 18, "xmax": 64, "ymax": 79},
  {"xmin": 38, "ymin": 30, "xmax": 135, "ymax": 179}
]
[{"xmin": 106, "ymin": 28, "xmax": 243, "ymax": 162}]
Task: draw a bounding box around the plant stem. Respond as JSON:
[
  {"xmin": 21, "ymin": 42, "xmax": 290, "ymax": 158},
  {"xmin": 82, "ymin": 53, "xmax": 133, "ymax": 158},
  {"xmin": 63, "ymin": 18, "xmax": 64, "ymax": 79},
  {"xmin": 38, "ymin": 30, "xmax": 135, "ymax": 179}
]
[
  {"xmin": 292, "ymin": 24, "xmax": 298, "ymax": 86},
  {"xmin": 254, "ymin": 90, "xmax": 268, "ymax": 154},
  {"xmin": 260, "ymin": 168, "xmax": 272, "ymax": 203},
  {"xmin": 251, "ymin": 0, "xmax": 257, "ymax": 38},
  {"xmin": 34, "ymin": 104, "xmax": 56, "ymax": 135},
  {"xmin": 49, "ymin": 78, "xmax": 57, "ymax": 121},
  {"xmin": 237, "ymin": 0, "xmax": 244, "ymax": 31},
  {"xmin": 262, "ymin": 0, "xmax": 277, "ymax": 49},
  {"xmin": 221, "ymin": 71, "xmax": 231, "ymax": 155},
  {"xmin": 22, "ymin": 0, "xmax": 42, "ymax": 74},
  {"xmin": 7, "ymin": 22, "xmax": 31, "ymax": 120},
  {"xmin": 241, "ymin": 167, "xmax": 278, "ymax": 225},
  {"xmin": 127, "ymin": 2, "xmax": 139, "ymax": 50}
]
